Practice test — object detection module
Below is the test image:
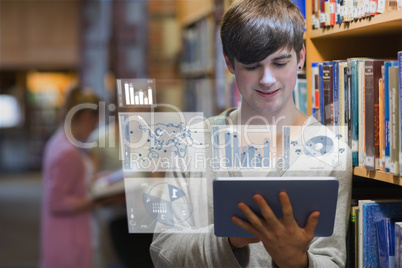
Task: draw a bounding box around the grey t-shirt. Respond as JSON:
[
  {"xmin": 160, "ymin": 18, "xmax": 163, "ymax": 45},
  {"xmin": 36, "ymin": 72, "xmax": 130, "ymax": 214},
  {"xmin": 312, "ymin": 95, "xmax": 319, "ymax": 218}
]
[{"xmin": 150, "ymin": 108, "xmax": 353, "ymax": 268}]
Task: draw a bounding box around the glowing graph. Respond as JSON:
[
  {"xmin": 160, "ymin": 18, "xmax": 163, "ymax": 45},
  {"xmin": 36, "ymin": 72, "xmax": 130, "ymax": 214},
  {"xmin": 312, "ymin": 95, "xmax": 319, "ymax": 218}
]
[
  {"xmin": 124, "ymin": 177, "xmax": 209, "ymax": 234},
  {"xmin": 119, "ymin": 112, "xmax": 206, "ymax": 172},
  {"xmin": 212, "ymin": 125, "xmax": 275, "ymax": 171}
]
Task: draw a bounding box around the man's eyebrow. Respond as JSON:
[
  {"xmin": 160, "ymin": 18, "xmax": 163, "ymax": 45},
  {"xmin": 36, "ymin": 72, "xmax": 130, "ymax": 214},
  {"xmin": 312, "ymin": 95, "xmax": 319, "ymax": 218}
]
[{"xmin": 272, "ymin": 54, "xmax": 292, "ymax": 61}]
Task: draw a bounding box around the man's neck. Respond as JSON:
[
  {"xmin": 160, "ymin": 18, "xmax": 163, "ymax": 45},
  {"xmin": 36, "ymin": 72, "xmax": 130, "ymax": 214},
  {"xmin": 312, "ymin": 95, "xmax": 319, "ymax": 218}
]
[{"xmin": 230, "ymin": 104, "xmax": 307, "ymax": 129}]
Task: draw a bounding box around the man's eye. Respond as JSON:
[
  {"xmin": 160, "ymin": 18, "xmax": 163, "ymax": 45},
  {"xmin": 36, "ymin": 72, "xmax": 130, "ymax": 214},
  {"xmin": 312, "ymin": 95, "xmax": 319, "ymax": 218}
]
[
  {"xmin": 274, "ymin": 62, "xmax": 287, "ymax": 67},
  {"xmin": 245, "ymin": 66, "xmax": 257, "ymax": 70}
]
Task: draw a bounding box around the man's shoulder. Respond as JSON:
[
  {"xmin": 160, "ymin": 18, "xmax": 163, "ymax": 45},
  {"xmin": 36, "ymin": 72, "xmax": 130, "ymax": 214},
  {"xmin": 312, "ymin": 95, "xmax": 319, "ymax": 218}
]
[{"xmin": 207, "ymin": 108, "xmax": 237, "ymax": 126}]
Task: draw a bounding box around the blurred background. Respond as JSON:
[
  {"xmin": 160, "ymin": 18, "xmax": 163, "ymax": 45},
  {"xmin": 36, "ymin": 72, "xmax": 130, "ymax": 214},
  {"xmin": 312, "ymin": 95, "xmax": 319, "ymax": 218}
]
[{"xmin": 0, "ymin": 0, "xmax": 232, "ymax": 267}]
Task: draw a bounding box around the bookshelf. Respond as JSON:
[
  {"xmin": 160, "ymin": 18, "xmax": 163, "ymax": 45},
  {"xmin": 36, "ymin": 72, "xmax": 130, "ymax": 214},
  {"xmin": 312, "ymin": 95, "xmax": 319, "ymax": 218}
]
[
  {"xmin": 305, "ymin": 1, "xmax": 402, "ymax": 188},
  {"xmin": 177, "ymin": 0, "xmax": 220, "ymax": 117}
]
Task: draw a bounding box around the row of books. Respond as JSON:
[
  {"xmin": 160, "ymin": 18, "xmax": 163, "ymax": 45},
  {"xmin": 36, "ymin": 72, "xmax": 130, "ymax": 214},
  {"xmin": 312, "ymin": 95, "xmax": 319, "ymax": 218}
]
[
  {"xmin": 346, "ymin": 199, "xmax": 402, "ymax": 268},
  {"xmin": 311, "ymin": 52, "xmax": 402, "ymax": 175},
  {"xmin": 180, "ymin": 17, "xmax": 215, "ymax": 75},
  {"xmin": 294, "ymin": 74, "xmax": 308, "ymax": 115},
  {"xmin": 311, "ymin": 0, "xmax": 401, "ymax": 29}
]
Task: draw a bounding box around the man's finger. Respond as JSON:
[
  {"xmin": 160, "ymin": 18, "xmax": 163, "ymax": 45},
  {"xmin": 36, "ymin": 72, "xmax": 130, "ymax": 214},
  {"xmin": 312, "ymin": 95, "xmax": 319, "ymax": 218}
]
[
  {"xmin": 253, "ymin": 194, "xmax": 281, "ymax": 229},
  {"xmin": 304, "ymin": 211, "xmax": 320, "ymax": 240},
  {"xmin": 278, "ymin": 192, "xmax": 295, "ymax": 226},
  {"xmin": 231, "ymin": 215, "xmax": 260, "ymax": 237}
]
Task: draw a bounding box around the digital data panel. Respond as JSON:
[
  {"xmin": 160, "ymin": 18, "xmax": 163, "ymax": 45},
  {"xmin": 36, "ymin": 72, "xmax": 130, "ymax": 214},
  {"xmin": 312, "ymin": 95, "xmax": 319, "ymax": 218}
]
[
  {"xmin": 124, "ymin": 177, "xmax": 208, "ymax": 233},
  {"xmin": 118, "ymin": 112, "xmax": 206, "ymax": 172}
]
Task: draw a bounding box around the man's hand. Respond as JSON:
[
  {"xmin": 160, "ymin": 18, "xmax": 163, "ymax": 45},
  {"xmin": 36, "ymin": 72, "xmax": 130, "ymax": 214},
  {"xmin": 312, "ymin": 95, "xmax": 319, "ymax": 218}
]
[{"xmin": 231, "ymin": 192, "xmax": 320, "ymax": 268}]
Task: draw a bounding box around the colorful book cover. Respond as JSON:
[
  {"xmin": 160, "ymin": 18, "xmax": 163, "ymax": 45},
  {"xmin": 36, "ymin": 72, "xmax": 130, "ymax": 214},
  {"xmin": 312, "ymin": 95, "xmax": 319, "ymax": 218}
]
[{"xmin": 359, "ymin": 200, "xmax": 402, "ymax": 268}]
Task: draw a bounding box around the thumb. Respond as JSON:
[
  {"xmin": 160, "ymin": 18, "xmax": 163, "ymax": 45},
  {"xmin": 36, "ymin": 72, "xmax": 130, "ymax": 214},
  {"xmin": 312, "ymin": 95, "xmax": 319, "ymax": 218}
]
[{"xmin": 304, "ymin": 211, "xmax": 320, "ymax": 239}]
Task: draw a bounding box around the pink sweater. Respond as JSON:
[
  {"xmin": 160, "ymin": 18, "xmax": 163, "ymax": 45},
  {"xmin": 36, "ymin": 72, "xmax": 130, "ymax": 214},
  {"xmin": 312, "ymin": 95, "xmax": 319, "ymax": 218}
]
[{"xmin": 40, "ymin": 129, "xmax": 92, "ymax": 268}]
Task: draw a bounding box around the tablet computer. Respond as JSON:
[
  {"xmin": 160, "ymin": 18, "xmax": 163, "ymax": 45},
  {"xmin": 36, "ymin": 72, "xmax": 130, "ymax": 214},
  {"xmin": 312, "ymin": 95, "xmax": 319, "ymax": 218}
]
[{"xmin": 213, "ymin": 177, "xmax": 339, "ymax": 237}]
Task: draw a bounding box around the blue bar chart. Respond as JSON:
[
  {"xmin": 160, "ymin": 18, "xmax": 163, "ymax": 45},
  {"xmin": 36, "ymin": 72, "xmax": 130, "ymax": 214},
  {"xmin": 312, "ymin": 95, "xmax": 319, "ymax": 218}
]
[{"xmin": 212, "ymin": 126, "xmax": 272, "ymax": 170}]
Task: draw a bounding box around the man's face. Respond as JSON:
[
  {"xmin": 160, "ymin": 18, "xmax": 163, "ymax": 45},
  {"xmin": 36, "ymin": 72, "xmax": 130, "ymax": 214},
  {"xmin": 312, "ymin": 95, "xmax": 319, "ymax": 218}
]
[{"xmin": 225, "ymin": 47, "xmax": 305, "ymax": 116}]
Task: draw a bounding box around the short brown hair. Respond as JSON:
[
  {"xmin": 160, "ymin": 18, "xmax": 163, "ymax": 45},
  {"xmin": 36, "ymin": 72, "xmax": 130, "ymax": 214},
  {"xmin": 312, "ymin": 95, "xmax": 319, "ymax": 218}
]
[
  {"xmin": 60, "ymin": 86, "xmax": 101, "ymax": 122},
  {"xmin": 220, "ymin": 0, "xmax": 305, "ymax": 66}
]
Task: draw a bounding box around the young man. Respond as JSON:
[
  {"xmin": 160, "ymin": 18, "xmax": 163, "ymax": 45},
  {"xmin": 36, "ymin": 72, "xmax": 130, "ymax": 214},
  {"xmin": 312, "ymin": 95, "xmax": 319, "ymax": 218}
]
[{"xmin": 150, "ymin": 0, "xmax": 352, "ymax": 267}]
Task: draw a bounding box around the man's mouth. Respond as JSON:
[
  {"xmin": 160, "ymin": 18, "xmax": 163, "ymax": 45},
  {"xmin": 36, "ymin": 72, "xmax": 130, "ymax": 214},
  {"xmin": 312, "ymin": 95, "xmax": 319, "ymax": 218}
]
[{"xmin": 255, "ymin": 88, "xmax": 280, "ymax": 96}]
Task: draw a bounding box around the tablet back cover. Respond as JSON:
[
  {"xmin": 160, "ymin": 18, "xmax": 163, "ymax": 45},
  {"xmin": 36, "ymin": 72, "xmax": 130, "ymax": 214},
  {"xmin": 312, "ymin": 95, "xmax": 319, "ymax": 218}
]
[{"xmin": 213, "ymin": 177, "xmax": 339, "ymax": 237}]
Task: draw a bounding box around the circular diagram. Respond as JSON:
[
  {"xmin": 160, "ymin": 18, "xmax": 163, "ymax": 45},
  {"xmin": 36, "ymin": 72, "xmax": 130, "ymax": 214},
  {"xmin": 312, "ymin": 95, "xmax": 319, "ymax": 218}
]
[
  {"xmin": 143, "ymin": 182, "xmax": 193, "ymax": 226},
  {"xmin": 303, "ymin": 135, "xmax": 334, "ymax": 157}
]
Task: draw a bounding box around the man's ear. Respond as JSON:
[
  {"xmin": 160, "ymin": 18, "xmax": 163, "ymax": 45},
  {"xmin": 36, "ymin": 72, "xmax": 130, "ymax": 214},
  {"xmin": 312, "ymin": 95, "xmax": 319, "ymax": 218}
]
[
  {"xmin": 298, "ymin": 45, "xmax": 306, "ymax": 68},
  {"xmin": 224, "ymin": 55, "xmax": 235, "ymax": 74}
]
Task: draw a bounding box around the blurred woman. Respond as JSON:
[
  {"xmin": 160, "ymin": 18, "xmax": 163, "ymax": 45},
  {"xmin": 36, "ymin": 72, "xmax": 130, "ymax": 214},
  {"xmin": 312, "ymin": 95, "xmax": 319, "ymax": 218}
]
[{"xmin": 40, "ymin": 86, "xmax": 101, "ymax": 268}]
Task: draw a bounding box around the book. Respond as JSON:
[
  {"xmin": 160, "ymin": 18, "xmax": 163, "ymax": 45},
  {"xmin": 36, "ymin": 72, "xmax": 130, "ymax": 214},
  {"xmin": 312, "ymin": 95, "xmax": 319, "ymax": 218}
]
[
  {"xmin": 293, "ymin": 0, "xmax": 306, "ymax": 20},
  {"xmin": 320, "ymin": 0, "xmax": 329, "ymax": 27},
  {"xmin": 379, "ymin": 77, "xmax": 385, "ymax": 170},
  {"xmin": 312, "ymin": 0, "xmax": 321, "ymax": 29},
  {"xmin": 376, "ymin": 218, "xmax": 396, "ymax": 268},
  {"xmin": 346, "ymin": 204, "xmax": 359, "ymax": 268},
  {"xmin": 398, "ymin": 51, "xmax": 402, "ymax": 175},
  {"xmin": 364, "ymin": 60, "xmax": 384, "ymax": 170},
  {"xmin": 383, "ymin": 61, "xmax": 398, "ymax": 172},
  {"xmin": 350, "ymin": 58, "xmax": 360, "ymax": 166},
  {"xmin": 90, "ymin": 169, "xmax": 125, "ymax": 200},
  {"xmin": 395, "ymin": 222, "xmax": 402, "ymax": 268},
  {"xmin": 323, "ymin": 63, "xmax": 334, "ymax": 128},
  {"xmin": 339, "ymin": 61, "xmax": 348, "ymax": 143},
  {"xmin": 358, "ymin": 59, "xmax": 367, "ymax": 167},
  {"xmin": 358, "ymin": 200, "xmax": 402, "ymax": 268},
  {"xmin": 389, "ymin": 66, "xmax": 399, "ymax": 175},
  {"xmin": 312, "ymin": 62, "xmax": 320, "ymax": 120},
  {"xmin": 333, "ymin": 61, "xmax": 341, "ymax": 137}
]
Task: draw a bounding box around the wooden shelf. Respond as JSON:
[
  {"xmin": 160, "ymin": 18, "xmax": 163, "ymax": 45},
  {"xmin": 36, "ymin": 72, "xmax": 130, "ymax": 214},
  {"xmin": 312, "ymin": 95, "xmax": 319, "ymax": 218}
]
[
  {"xmin": 353, "ymin": 166, "xmax": 402, "ymax": 186},
  {"xmin": 180, "ymin": 66, "xmax": 214, "ymax": 78},
  {"xmin": 310, "ymin": 10, "xmax": 402, "ymax": 39},
  {"xmin": 178, "ymin": 0, "xmax": 214, "ymax": 27}
]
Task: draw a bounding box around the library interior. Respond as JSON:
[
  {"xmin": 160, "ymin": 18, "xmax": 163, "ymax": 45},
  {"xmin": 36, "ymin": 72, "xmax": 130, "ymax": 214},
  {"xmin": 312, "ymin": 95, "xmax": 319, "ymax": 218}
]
[{"xmin": 0, "ymin": 0, "xmax": 402, "ymax": 268}]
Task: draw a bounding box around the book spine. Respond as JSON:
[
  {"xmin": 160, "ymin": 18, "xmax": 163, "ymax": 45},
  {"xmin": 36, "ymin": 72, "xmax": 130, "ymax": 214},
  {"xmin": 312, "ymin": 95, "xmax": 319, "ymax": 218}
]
[
  {"xmin": 358, "ymin": 60, "xmax": 366, "ymax": 167},
  {"xmin": 351, "ymin": 59, "xmax": 359, "ymax": 166},
  {"xmin": 398, "ymin": 51, "xmax": 402, "ymax": 175},
  {"xmin": 374, "ymin": 61, "xmax": 384, "ymax": 169},
  {"xmin": 384, "ymin": 62, "xmax": 392, "ymax": 172},
  {"xmin": 333, "ymin": 61, "xmax": 340, "ymax": 135},
  {"xmin": 319, "ymin": 62, "xmax": 325, "ymax": 124},
  {"xmin": 379, "ymin": 77, "xmax": 385, "ymax": 170},
  {"xmin": 346, "ymin": 62, "xmax": 353, "ymax": 152},
  {"xmin": 330, "ymin": 0, "xmax": 337, "ymax": 25},
  {"xmin": 312, "ymin": 62, "xmax": 320, "ymax": 120},
  {"xmin": 390, "ymin": 66, "xmax": 399, "ymax": 175},
  {"xmin": 365, "ymin": 60, "xmax": 375, "ymax": 170},
  {"xmin": 395, "ymin": 222, "xmax": 402, "ymax": 268},
  {"xmin": 320, "ymin": 0, "xmax": 329, "ymax": 28},
  {"xmin": 323, "ymin": 64, "xmax": 334, "ymax": 128}
]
